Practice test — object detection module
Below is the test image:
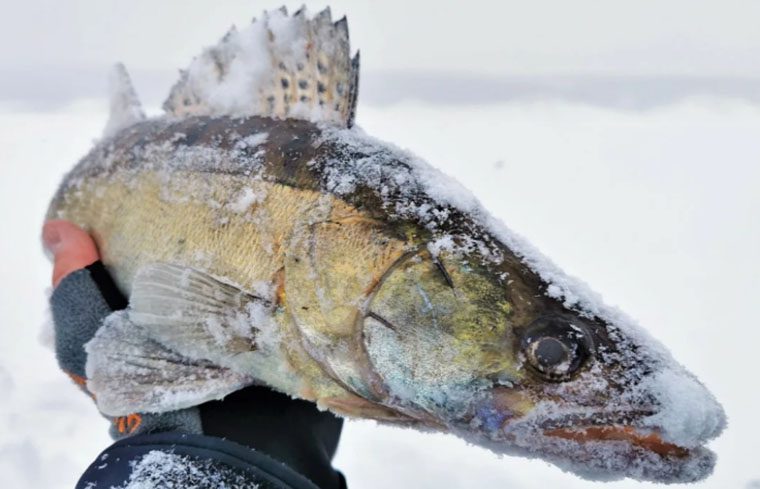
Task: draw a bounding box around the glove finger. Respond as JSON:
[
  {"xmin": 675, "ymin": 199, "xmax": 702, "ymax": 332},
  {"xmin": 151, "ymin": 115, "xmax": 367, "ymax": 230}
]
[{"xmin": 51, "ymin": 262, "xmax": 127, "ymax": 382}]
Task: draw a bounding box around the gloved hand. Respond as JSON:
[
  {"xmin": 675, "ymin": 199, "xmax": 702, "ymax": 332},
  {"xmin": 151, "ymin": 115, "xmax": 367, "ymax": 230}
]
[{"xmin": 43, "ymin": 220, "xmax": 345, "ymax": 489}]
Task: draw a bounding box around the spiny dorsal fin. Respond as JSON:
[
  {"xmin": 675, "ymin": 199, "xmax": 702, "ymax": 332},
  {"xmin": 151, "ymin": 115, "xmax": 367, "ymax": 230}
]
[
  {"xmin": 163, "ymin": 7, "xmax": 360, "ymax": 128},
  {"xmin": 104, "ymin": 63, "xmax": 145, "ymax": 138}
]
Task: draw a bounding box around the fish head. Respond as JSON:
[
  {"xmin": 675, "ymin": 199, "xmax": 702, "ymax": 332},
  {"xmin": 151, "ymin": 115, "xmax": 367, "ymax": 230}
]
[{"xmin": 362, "ymin": 243, "xmax": 725, "ymax": 482}]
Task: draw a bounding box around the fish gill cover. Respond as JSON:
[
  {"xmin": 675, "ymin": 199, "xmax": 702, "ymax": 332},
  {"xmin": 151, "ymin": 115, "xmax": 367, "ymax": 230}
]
[{"xmin": 59, "ymin": 6, "xmax": 725, "ymax": 484}]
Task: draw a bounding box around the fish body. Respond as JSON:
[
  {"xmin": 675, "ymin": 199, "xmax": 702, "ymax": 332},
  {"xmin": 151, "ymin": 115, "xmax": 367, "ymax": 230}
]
[{"xmin": 47, "ymin": 7, "xmax": 725, "ymax": 483}]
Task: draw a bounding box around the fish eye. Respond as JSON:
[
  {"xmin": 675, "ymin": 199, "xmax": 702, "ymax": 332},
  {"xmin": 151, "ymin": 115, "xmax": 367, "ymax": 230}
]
[{"xmin": 520, "ymin": 316, "xmax": 592, "ymax": 381}]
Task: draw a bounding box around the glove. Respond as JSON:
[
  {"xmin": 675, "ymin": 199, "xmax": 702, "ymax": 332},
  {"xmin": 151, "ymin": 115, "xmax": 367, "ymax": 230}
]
[{"xmin": 45, "ymin": 221, "xmax": 345, "ymax": 489}]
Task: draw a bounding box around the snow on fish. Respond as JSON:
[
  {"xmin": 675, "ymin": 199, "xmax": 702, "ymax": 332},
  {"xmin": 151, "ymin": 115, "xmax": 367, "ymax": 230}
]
[{"xmin": 46, "ymin": 7, "xmax": 725, "ymax": 483}]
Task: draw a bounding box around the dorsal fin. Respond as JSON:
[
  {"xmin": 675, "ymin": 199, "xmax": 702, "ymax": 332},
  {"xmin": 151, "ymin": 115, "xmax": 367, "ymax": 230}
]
[
  {"xmin": 104, "ymin": 63, "xmax": 146, "ymax": 138},
  {"xmin": 162, "ymin": 6, "xmax": 360, "ymax": 128}
]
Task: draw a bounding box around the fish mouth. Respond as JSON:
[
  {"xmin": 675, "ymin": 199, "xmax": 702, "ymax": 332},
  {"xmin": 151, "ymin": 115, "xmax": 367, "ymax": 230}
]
[
  {"xmin": 537, "ymin": 410, "xmax": 693, "ymax": 458},
  {"xmin": 544, "ymin": 425, "xmax": 690, "ymax": 458},
  {"xmin": 491, "ymin": 409, "xmax": 717, "ymax": 482},
  {"xmin": 535, "ymin": 422, "xmax": 715, "ymax": 483}
]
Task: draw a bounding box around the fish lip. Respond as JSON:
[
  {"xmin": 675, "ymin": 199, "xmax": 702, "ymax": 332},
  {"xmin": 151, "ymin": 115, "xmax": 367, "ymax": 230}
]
[
  {"xmin": 543, "ymin": 425, "xmax": 691, "ymax": 458},
  {"xmin": 532, "ymin": 409, "xmax": 696, "ymax": 457},
  {"xmin": 536, "ymin": 423, "xmax": 719, "ymax": 483},
  {"xmin": 463, "ymin": 410, "xmax": 717, "ymax": 483},
  {"xmin": 534, "ymin": 409, "xmax": 657, "ymax": 431},
  {"xmin": 496, "ymin": 410, "xmax": 717, "ymax": 482}
]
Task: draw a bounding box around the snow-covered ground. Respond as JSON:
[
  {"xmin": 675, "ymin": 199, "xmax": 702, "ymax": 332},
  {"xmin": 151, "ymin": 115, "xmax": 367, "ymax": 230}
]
[{"xmin": 1, "ymin": 94, "xmax": 758, "ymax": 488}]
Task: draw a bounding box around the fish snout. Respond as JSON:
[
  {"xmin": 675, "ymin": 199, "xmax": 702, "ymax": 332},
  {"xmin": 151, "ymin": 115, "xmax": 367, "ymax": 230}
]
[{"xmin": 633, "ymin": 367, "xmax": 727, "ymax": 449}]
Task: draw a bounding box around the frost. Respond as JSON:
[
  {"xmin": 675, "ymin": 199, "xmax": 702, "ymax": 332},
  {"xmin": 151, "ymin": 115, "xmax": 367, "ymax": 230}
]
[
  {"xmin": 234, "ymin": 132, "xmax": 268, "ymax": 150},
  {"xmin": 364, "ymin": 316, "xmax": 475, "ymax": 414},
  {"xmin": 181, "ymin": 23, "xmax": 272, "ymax": 118},
  {"xmin": 227, "ymin": 186, "xmax": 266, "ymax": 213},
  {"xmin": 204, "ymin": 316, "xmax": 231, "ymax": 347},
  {"xmin": 245, "ymin": 291, "xmax": 281, "ymax": 354},
  {"xmin": 427, "ymin": 235, "xmax": 456, "ymax": 258},
  {"xmin": 103, "ymin": 63, "xmax": 145, "ymax": 138},
  {"xmin": 85, "ymin": 312, "xmax": 253, "ymax": 416},
  {"xmin": 113, "ymin": 450, "xmax": 258, "ymax": 488},
  {"xmin": 635, "ymin": 369, "xmax": 727, "ymax": 448}
]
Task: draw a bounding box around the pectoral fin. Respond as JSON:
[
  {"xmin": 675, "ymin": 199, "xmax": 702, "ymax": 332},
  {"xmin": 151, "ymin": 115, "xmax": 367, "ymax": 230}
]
[{"xmin": 129, "ymin": 263, "xmax": 275, "ymax": 368}]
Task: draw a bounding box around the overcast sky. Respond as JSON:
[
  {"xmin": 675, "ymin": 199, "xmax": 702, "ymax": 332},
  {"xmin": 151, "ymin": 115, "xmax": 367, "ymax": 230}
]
[
  {"xmin": 2, "ymin": 1, "xmax": 760, "ymax": 110},
  {"xmin": 3, "ymin": 0, "xmax": 760, "ymax": 76}
]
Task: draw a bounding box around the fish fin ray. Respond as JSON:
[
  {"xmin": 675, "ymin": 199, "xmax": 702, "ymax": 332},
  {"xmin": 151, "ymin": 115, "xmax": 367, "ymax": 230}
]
[
  {"xmin": 129, "ymin": 263, "xmax": 273, "ymax": 364},
  {"xmin": 162, "ymin": 7, "xmax": 359, "ymax": 128},
  {"xmin": 85, "ymin": 311, "xmax": 253, "ymax": 416}
]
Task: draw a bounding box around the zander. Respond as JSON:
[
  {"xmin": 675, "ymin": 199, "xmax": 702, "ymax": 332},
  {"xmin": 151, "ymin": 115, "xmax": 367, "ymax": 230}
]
[{"xmin": 46, "ymin": 7, "xmax": 725, "ymax": 483}]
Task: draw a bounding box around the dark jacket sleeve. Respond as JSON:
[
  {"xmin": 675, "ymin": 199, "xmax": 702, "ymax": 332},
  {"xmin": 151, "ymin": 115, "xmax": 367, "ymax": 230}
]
[{"xmin": 77, "ymin": 432, "xmax": 346, "ymax": 489}]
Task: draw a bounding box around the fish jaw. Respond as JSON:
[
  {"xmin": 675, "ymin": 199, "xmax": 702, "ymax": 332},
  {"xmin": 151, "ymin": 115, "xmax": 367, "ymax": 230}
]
[
  {"xmin": 462, "ymin": 409, "xmax": 719, "ymax": 483},
  {"xmin": 509, "ymin": 425, "xmax": 717, "ymax": 483},
  {"xmin": 465, "ymin": 364, "xmax": 726, "ymax": 483},
  {"xmin": 544, "ymin": 425, "xmax": 690, "ymax": 458},
  {"xmin": 516, "ymin": 423, "xmax": 718, "ymax": 483}
]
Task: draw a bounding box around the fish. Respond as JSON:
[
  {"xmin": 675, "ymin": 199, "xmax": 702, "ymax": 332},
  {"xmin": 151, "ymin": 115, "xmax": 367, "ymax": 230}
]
[{"xmin": 46, "ymin": 7, "xmax": 725, "ymax": 483}]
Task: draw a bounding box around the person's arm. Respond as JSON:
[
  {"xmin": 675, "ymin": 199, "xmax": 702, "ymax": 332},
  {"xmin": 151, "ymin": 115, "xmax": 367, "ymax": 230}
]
[{"xmin": 43, "ymin": 220, "xmax": 346, "ymax": 489}]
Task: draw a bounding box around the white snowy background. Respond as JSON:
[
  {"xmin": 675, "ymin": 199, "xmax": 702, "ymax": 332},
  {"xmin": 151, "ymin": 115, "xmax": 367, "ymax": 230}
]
[{"xmin": 1, "ymin": 1, "xmax": 759, "ymax": 488}]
